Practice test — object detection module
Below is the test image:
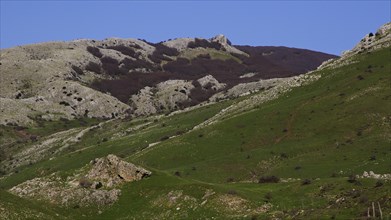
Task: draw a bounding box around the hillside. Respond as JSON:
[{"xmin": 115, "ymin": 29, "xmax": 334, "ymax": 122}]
[
  {"xmin": 0, "ymin": 35, "xmax": 335, "ymax": 126},
  {"xmin": 0, "ymin": 23, "xmax": 390, "ymax": 219}
]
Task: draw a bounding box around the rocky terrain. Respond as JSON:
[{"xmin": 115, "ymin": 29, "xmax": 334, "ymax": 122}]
[
  {"xmin": 0, "ymin": 22, "xmax": 390, "ymax": 220},
  {"xmin": 317, "ymin": 22, "xmax": 391, "ymax": 71},
  {"xmin": 9, "ymin": 155, "xmax": 150, "ymax": 207},
  {"xmin": 0, "ymin": 34, "xmax": 336, "ymax": 126}
]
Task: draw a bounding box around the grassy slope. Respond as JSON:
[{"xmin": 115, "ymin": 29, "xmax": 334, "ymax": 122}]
[
  {"xmin": 0, "ymin": 48, "xmax": 390, "ymax": 219},
  {"xmin": 133, "ymin": 48, "xmax": 390, "ymax": 182},
  {"xmin": 128, "ymin": 47, "xmax": 390, "ymax": 218}
]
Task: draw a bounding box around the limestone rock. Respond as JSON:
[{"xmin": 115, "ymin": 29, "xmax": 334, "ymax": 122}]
[
  {"xmin": 357, "ymin": 171, "xmax": 391, "ymax": 180},
  {"xmin": 86, "ymin": 154, "xmax": 151, "ymax": 188},
  {"xmin": 9, "ymin": 175, "xmax": 121, "ymax": 207},
  {"xmin": 197, "ymin": 75, "xmax": 226, "ymax": 91},
  {"xmin": 210, "ymin": 34, "xmax": 247, "ymax": 55},
  {"xmin": 318, "ymin": 22, "xmax": 391, "ymax": 71},
  {"xmin": 9, "ymin": 154, "xmax": 150, "ymax": 207},
  {"xmin": 162, "ymin": 38, "xmax": 195, "ymax": 51},
  {"xmin": 130, "ymin": 79, "xmax": 194, "ymax": 116}
]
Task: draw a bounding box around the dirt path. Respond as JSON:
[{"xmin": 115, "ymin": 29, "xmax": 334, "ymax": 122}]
[{"xmin": 274, "ymin": 100, "xmax": 311, "ymax": 144}]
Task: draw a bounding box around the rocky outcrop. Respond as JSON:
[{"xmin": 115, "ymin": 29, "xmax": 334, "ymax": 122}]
[
  {"xmin": 162, "ymin": 35, "xmax": 246, "ymax": 56},
  {"xmin": 86, "ymin": 154, "xmax": 152, "ymax": 188},
  {"xmin": 197, "ymin": 75, "xmax": 226, "ymax": 91},
  {"xmin": 130, "ymin": 80, "xmax": 195, "ymax": 116},
  {"xmin": 318, "ymin": 22, "xmax": 391, "ymax": 71},
  {"xmin": 210, "ymin": 78, "xmax": 286, "ymax": 101},
  {"xmin": 130, "ymin": 75, "xmax": 227, "ymax": 116},
  {"xmin": 10, "ymin": 174, "xmax": 121, "ymax": 207},
  {"xmin": 210, "ymin": 34, "xmax": 246, "ymax": 55},
  {"xmin": 356, "ymin": 171, "xmax": 391, "ymax": 180},
  {"xmin": 9, "ymin": 154, "xmax": 150, "ymax": 207},
  {"xmin": 344, "ymin": 22, "xmax": 391, "ymax": 56},
  {"xmin": 162, "ymin": 38, "xmax": 195, "ymax": 51}
]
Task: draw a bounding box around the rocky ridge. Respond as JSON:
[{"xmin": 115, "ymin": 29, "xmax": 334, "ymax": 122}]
[
  {"xmin": 0, "ymin": 34, "xmax": 336, "ymax": 126},
  {"xmin": 317, "ymin": 22, "xmax": 391, "ymax": 71}
]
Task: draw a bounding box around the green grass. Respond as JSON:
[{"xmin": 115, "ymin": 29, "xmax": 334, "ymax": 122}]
[
  {"xmin": 133, "ymin": 48, "xmax": 391, "ymax": 183},
  {"xmin": 1, "ymin": 48, "xmax": 390, "ymax": 219}
]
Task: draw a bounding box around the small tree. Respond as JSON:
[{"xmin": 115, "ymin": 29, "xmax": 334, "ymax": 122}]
[
  {"xmin": 301, "ymin": 179, "xmax": 311, "ymax": 185},
  {"xmin": 258, "ymin": 175, "xmax": 280, "ymax": 183}
]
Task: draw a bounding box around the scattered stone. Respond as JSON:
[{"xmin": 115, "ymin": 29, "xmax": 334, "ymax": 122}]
[
  {"xmin": 9, "ymin": 154, "xmax": 151, "ymax": 207},
  {"xmin": 356, "ymin": 171, "xmax": 391, "ymax": 180}
]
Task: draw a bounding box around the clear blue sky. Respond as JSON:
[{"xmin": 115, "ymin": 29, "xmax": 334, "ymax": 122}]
[{"xmin": 1, "ymin": 1, "xmax": 390, "ymax": 55}]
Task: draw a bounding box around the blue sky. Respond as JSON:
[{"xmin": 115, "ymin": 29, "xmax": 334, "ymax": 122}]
[{"xmin": 1, "ymin": 1, "xmax": 390, "ymax": 55}]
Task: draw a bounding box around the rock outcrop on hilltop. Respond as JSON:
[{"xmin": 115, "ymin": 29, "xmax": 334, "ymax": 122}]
[
  {"xmin": 317, "ymin": 22, "xmax": 391, "ymax": 70},
  {"xmin": 0, "ymin": 34, "xmax": 336, "ymax": 126},
  {"xmin": 345, "ymin": 22, "xmax": 391, "ymax": 56},
  {"xmin": 9, "ymin": 155, "xmax": 151, "ymax": 207}
]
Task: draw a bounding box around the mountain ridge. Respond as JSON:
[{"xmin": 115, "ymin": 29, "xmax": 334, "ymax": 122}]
[
  {"xmin": 0, "ymin": 22, "xmax": 390, "ymax": 220},
  {"xmin": 0, "ymin": 34, "xmax": 336, "ymax": 126}
]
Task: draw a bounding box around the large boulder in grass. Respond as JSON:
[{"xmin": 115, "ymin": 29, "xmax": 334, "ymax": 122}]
[
  {"xmin": 9, "ymin": 154, "xmax": 151, "ymax": 207},
  {"xmin": 86, "ymin": 154, "xmax": 152, "ymax": 187}
]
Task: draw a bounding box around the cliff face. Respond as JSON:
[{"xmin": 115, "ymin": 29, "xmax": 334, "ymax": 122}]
[{"xmin": 0, "ymin": 35, "xmax": 337, "ymax": 126}]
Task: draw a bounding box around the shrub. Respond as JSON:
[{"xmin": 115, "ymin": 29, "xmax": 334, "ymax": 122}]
[
  {"xmin": 86, "ymin": 46, "xmax": 103, "ymax": 58},
  {"xmin": 101, "ymin": 56, "xmax": 122, "ymax": 75},
  {"xmin": 174, "ymin": 171, "xmax": 181, "ymax": 177},
  {"xmin": 358, "ymin": 195, "xmax": 368, "ymax": 204},
  {"xmin": 59, "ymin": 101, "xmax": 70, "ymax": 106},
  {"xmin": 71, "ymin": 65, "xmax": 84, "ymax": 75},
  {"xmin": 258, "ymin": 175, "xmax": 280, "ymax": 183},
  {"xmin": 264, "ymin": 192, "xmax": 272, "ymax": 201},
  {"xmin": 121, "ymin": 58, "xmax": 156, "ymax": 71},
  {"xmin": 188, "ymin": 38, "xmax": 222, "ymax": 50},
  {"xmin": 226, "ymin": 177, "xmax": 234, "ymax": 182},
  {"xmin": 176, "ymin": 130, "xmax": 185, "ymax": 135},
  {"xmin": 301, "ymin": 179, "xmax": 311, "ymax": 185},
  {"xmin": 85, "ymin": 62, "xmax": 102, "ymax": 74},
  {"xmin": 30, "ymin": 135, "xmax": 38, "ymax": 142},
  {"xmin": 280, "ymin": 153, "xmax": 288, "ymax": 159},
  {"xmin": 160, "ymin": 136, "xmax": 170, "ymax": 141},
  {"xmin": 357, "ymin": 75, "xmax": 364, "ymax": 80},
  {"xmin": 92, "ymin": 71, "xmax": 181, "ymax": 103},
  {"xmin": 106, "ymin": 45, "xmax": 137, "ymax": 57},
  {"xmin": 227, "ymin": 190, "xmax": 237, "ymax": 195},
  {"xmin": 154, "ymin": 43, "xmax": 179, "ymax": 56},
  {"xmin": 375, "ymin": 180, "xmax": 384, "ymax": 187},
  {"xmin": 148, "ymin": 43, "xmax": 179, "ymax": 63},
  {"xmin": 347, "ymin": 174, "xmax": 357, "ymax": 183},
  {"xmin": 94, "ymin": 181, "xmax": 103, "ymax": 189}
]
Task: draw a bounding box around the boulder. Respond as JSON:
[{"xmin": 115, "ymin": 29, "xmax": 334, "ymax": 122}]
[{"xmin": 87, "ymin": 154, "xmax": 151, "ymax": 187}]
